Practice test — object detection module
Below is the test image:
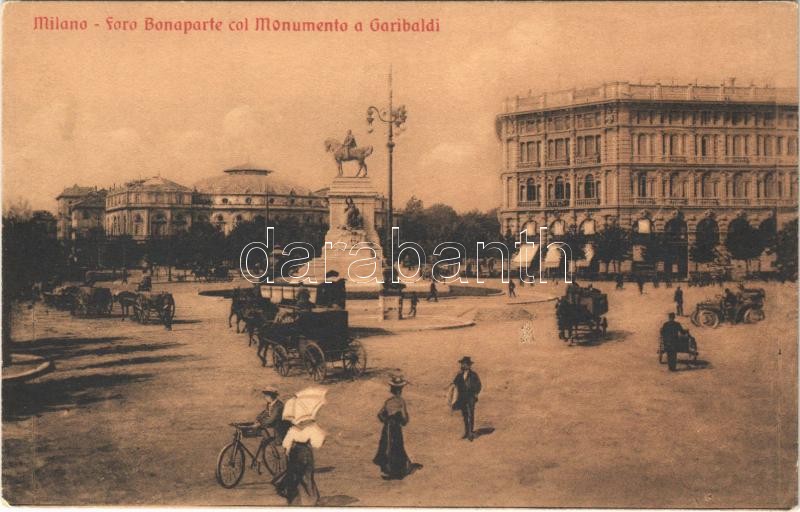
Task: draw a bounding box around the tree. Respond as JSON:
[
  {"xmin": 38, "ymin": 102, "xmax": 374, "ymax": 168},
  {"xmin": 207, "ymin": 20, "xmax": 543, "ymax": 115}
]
[
  {"xmin": 595, "ymin": 224, "xmax": 630, "ymax": 273},
  {"xmin": 725, "ymin": 218, "xmax": 763, "ymax": 273},
  {"xmin": 2, "ymin": 214, "xmax": 65, "ymax": 366},
  {"xmin": 691, "ymin": 218, "xmax": 720, "ymax": 271},
  {"xmin": 559, "ymin": 225, "xmax": 587, "ymax": 262},
  {"xmin": 768, "ymin": 218, "xmax": 798, "ymax": 281}
]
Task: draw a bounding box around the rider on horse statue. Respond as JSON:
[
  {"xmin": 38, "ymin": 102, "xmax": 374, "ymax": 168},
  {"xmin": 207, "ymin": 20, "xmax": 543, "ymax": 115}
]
[{"xmin": 342, "ymin": 130, "xmax": 357, "ymax": 160}]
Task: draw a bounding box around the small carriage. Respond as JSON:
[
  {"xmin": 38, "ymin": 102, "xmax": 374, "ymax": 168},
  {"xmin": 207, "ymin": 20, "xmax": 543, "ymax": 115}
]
[
  {"xmin": 258, "ymin": 306, "xmax": 365, "ymax": 381},
  {"xmin": 71, "ymin": 286, "xmax": 114, "ymax": 317},
  {"xmin": 134, "ymin": 291, "xmax": 176, "ymax": 325},
  {"xmin": 555, "ymin": 283, "xmax": 608, "ymax": 345},
  {"xmin": 43, "ymin": 285, "xmax": 81, "ymax": 311},
  {"xmin": 690, "ymin": 288, "xmax": 765, "ymax": 328}
]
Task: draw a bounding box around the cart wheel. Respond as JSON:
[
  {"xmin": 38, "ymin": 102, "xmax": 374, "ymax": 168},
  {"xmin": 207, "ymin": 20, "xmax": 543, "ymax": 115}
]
[
  {"xmin": 698, "ymin": 310, "xmax": 720, "ymax": 328},
  {"xmin": 272, "ymin": 345, "xmax": 290, "ymax": 377},
  {"xmin": 743, "ymin": 308, "xmax": 764, "ymax": 324},
  {"xmin": 302, "ymin": 342, "xmax": 327, "ymax": 382},
  {"xmin": 215, "ymin": 442, "xmax": 245, "ymax": 489},
  {"xmin": 261, "ymin": 439, "xmax": 287, "ymax": 476},
  {"xmin": 342, "ymin": 339, "xmax": 367, "ymax": 377},
  {"xmin": 690, "ymin": 310, "xmax": 700, "ymax": 326}
]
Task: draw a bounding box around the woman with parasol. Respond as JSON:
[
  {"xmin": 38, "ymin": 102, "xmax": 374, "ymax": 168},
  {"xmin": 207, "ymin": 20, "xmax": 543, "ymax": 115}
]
[
  {"xmin": 273, "ymin": 387, "xmax": 327, "ymax": 506},
  {"xmin": 373, "ymin": 372, "xmax": 422, "ymax": 480}
]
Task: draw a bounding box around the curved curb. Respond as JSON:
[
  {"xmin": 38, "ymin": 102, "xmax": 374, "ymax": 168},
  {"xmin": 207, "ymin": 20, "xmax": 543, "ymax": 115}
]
[
  {"xmin": 504, "ymin": 295, "xmax": 559, "ymax": 305},
  {"xmin": 350, "ymin": 316, "xmax": 476, "ymax": 333},
  {"xmin": 2, "ymin": 354, "xmax": 53, "ymax": 384}
]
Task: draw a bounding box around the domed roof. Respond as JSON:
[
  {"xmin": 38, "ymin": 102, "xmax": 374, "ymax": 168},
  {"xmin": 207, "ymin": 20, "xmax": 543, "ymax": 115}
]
[{"xmin": 193, "ymin": 166, "xmax": 311, "ymax": 195}]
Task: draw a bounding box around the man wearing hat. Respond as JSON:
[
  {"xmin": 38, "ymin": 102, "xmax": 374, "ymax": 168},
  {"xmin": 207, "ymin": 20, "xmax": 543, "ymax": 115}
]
[
  {"xmin": 451, "ymin": 357, "xmax": 482, "ymax": 441},
  {"xmin": 256, "ymin": 387, "xmax": 290, "ymax": 443}
]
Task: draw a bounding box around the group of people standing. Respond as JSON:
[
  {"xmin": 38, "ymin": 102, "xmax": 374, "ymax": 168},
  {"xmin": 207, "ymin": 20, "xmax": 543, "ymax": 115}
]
[{"xmin": 253, "ymin": 356, "xmax": 483, "ymax": 504}]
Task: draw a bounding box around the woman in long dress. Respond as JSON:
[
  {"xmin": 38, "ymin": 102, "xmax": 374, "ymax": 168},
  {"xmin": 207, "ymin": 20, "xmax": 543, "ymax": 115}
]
[
  {"xmin": 274, "ymin": 419, "xmax": 325, "ymax": 505},
  {"xmin": 373, "ymin": 374, "xmax": 421, "ymax": 480}
]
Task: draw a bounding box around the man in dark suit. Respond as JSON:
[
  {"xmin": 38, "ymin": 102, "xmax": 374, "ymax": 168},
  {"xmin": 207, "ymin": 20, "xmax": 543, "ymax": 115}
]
[
  {"xmin": 452, "ymin": 356, "xmax": 482, "ymax": 441},
  {"xmin": 660, "ymin": 313, "xmax": 687, "ymax": 372}
]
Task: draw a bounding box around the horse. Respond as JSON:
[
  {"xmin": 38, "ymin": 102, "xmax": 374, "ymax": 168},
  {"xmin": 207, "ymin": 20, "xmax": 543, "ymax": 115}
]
[
  {"xmin": 229, "ymin": 287, "xmax": 267, "ymax": 333},
  {"xmin": 324, "ymin": 139, "xmax": 373, "ymax": 177},
  {"xmin": 115, "ymin": 291, "xmax": 139, "ymax": 321}
]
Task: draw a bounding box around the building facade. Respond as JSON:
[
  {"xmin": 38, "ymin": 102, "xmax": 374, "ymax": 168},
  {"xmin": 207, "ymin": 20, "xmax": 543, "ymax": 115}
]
[
  {"xmin": 56, "ymin": 166, "xmax": 392, "ymax": 241},
  {"xmin": 55, "ymin": 186, "xmax": 107, "ymax": 240},
  {"xmin": 497, "ymin": 80, "xmax": 798, "ymax": 272}
]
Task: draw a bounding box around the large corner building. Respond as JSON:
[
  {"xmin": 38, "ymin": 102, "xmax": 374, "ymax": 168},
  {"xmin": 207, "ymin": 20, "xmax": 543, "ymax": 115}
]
[{"xmin": 496, "ymin": 80, "xmax": 798, "ymax": 273}]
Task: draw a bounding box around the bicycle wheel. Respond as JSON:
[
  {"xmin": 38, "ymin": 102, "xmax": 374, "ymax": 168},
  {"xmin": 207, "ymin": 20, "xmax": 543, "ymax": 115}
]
[
  {"xmin": 215, "ymin": 442, "xmax": 245, "ymax": 488},
  {"xmin": 261, "ymin": 439, "xmax": 287, "ymax": 476}
]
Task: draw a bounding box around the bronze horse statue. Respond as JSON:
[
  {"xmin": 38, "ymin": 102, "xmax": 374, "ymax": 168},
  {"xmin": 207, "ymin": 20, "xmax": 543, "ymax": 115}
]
[{"xmin": 324, "ymin": 139, "xmax": 373, "ymax": 177}]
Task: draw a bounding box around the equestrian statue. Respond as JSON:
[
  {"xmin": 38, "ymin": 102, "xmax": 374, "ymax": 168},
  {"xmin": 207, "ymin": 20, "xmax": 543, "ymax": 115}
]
[{"xmin": 325, "ymin": 130, "xmax": 373, "ymax": 178}]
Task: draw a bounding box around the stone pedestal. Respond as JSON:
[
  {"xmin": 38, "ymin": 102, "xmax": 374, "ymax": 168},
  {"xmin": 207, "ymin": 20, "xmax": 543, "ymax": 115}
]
[
  {"xmin": 379, "ymin": 293, "xmax": 403, "ymax": 321},
  {"xmin": 291, "ymin": 177, "xmax": 384, "ymax": 287}
]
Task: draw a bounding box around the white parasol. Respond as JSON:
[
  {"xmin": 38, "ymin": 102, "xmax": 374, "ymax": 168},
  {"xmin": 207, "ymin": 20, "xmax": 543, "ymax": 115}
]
[{"xmin": 282, "ymin": 386, "xmax": 328, "ymax": 425}]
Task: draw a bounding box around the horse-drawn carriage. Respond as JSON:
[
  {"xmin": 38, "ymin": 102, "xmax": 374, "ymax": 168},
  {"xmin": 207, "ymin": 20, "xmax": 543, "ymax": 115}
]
[
  {"xmin": 194, "ymin": 264, "xmax": 232, "ymax": 282},
  {"xmin": 71, "ymin": 286, "xmax": 114, "ymax": 317},
  {"xmin": 690, "ymin": 286, "xmax": 765, "ymax": 328},
  {"xmin": 134, "ymin": 292, "xmax": 176, "ymax": 326},
  {"xmin": 43, "ymin": 285, "xmax": 81, "ymax": 311},
  {"xmin": 259, "ymin": 306, "xmax": 366, "ymax": 381},
  {"xmin": 555, "ymin": 283, "xmax": 609, "ymax": 345}
]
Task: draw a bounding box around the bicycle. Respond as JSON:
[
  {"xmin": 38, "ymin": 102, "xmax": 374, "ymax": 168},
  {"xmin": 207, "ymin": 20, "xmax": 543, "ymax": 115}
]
[{"xmin": 215, "ymin": 422, "xmax": 287, "ymax": 489}]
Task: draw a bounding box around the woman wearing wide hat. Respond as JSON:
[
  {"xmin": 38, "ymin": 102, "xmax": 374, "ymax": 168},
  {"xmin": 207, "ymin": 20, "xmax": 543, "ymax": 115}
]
[{"xmin": 373, "ymin": 373, "xmax": 422, "ymax": 480}]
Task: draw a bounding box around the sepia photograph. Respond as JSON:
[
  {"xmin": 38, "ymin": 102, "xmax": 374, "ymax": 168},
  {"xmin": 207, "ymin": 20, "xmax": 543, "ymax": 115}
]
[{"xmin": 2, "ymin": 1, "xmax": 798, "ymax": 508}]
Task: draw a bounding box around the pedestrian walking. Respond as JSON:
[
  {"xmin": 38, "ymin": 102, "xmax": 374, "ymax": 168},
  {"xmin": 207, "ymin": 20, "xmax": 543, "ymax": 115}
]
[
  {"xmin": 653, "ymin": 274, "xmax": 660, "ymax": 288},
  {"xmin": 615, "ymin": 273, "xmax": 624, "ymax": 290},
  {"xmin": 449, "ymin": 356, "xmax": 482, "ymax": 441},
  {"xmin": 373, "ymin": 373, "xmax": 423, "ymax": 480},
  {"xmin": 408, "ymin": 292, "xmax": 418, "ymax": 318},
  {"xmin": 660, "ymin": 312, "xmax": 687, "ymax": 372},
  {"xmin": 508, "ymin": 279, "xmax": 516, "ymax": 298},
  {"xmin": 636, "ymin": 274, "xmax": 645, "ymax": 295},
  {"xmin": 273, "ymin": 388, "xmax": 327, "ymax": 506},
  {"xmin": 673, "ymin": 286, "xmax": 684, "ymax": 316},
  {"xmin": 427, "ymin": 281, "xmax": 438, "ymax": 302}
]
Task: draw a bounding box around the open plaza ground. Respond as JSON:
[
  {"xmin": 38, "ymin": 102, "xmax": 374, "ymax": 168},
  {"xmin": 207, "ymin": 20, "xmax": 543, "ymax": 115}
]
[{"xmin": 2, "ymin": 278, "xmax": 797, "ymax": 507}]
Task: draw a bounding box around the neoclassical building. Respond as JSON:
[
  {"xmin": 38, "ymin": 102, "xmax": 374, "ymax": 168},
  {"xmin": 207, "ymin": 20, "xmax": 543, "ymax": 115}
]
[
  {"xmin": 58, "ymin": 165, "xmax": 393, "ymax": 241},
  {"xmin": 497, "ymin": 80, "xmax": 798, "ymax": 272}
]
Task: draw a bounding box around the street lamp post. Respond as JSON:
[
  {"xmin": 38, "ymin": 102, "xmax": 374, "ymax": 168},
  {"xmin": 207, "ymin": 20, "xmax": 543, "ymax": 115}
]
[{"xmin": 366, "ymin": 67, "xmax": 408, "ymax": 253}]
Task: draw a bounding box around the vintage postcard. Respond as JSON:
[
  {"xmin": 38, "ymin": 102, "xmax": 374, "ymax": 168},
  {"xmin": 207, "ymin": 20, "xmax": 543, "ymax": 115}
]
[{"xmin": 2, "ymin": 1, "xmax": 797, "ymax": 508}]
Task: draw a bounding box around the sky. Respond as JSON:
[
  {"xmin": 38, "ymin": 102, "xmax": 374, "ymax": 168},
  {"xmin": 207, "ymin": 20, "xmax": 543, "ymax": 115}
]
[{"xmin": 3, "ymin": 1, "xmax": 797, "ymax": 213}]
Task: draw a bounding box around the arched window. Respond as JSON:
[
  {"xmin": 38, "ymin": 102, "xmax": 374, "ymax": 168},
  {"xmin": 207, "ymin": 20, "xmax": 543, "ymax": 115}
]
[
  {"xmin": 637, "ymin": 134, "xmax": 648, "ymax": 156},
  {"xmin": 733, "ymin": 173, "xmax": 747, "ymax": 198},
  {"xmin": 700, "ymin": 136, "xmax": 710, "ymax": 156},
  {"xmin": 764, "ymin": 172, "xmax": 777, "ymax": 198},
  {"xmin": 637, "ymin": 173, "xmax": 648, "ymax": 197},
  {"xmin": 555, "ymin": 177, "xmax": 565, "ymax": 199},
  {"xmin": 245, "ymin": 197, "xmax": 252, "ymax": 204},
  {"xmin": 565, "ymin": 182, "xmax": 571, "ymax": 200},
  {"xmin": 670, "ymin": 134, "xmax": 680, "ymax": 155},
  {"xmin": 584, "ymin": 174, "xmax": 595, "ymax": 199}
]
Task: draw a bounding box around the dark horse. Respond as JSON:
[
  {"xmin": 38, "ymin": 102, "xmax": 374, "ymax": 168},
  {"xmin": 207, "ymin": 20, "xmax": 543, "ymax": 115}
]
[
  {"xmin": 324, "ymin": 139, "xmax": 373, "ymax": 177},
  {"xmin": 115, "ymin": 291, "xmax": 139, "ymax": 321}
]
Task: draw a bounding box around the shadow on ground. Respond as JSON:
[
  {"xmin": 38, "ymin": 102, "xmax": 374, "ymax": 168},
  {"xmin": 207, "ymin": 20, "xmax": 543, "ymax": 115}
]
[
  {"xmin": 12, "ymin": 336, "xmax": 184, "ymax": 361},
  {"xmin": 3, "ymin": 371, "xmax": 155, "ymax": 421}
]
